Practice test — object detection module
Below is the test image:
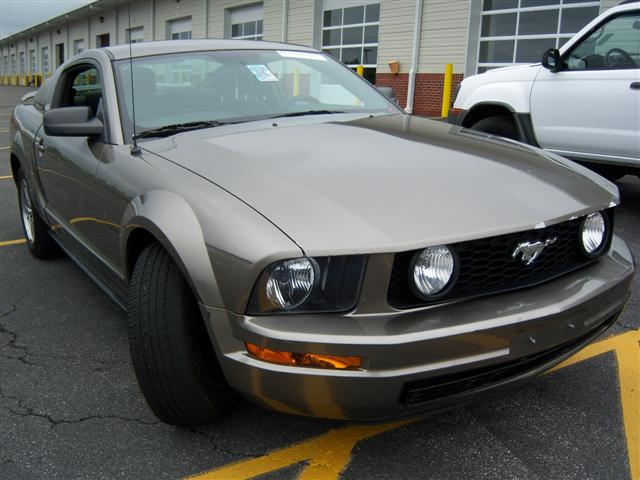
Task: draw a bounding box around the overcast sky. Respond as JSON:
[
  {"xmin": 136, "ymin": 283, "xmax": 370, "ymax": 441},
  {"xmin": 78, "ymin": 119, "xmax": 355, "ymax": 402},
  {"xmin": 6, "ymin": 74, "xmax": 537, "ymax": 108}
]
[{"xmin": 1, "ymin": 0, "xmax": 93, "ymax": 39}]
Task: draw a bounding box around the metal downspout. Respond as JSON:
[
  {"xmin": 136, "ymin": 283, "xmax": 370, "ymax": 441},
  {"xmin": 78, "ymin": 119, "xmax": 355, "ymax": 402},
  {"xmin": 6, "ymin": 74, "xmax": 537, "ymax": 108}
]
[
  {"xmin": 282, "ymin": 0, "xmax": 289, "ymax": 43},
  {"xmin": 405, "ymin": 0, "xmax": 423, "ymax": 114}
]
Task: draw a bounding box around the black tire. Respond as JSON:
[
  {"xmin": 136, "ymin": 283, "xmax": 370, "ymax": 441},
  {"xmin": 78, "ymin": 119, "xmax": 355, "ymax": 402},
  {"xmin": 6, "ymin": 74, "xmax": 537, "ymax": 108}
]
[
  {"xmin": 471, "ymin": 115, "xmax": 519, "ymax": 141},
  {"xmin": 128, "ymin": 243, "xmax": 235, "ymax": 426},
  {"xmin": 16, "ymin": 170, "xmax": 57, "ymax": 259}
]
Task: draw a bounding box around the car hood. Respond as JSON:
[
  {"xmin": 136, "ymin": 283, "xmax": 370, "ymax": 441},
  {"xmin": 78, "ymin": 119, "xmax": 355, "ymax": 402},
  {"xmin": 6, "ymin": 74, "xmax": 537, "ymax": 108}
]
[{"xmin": 142, "ymin": 114, "xmax": 618, "ymax": 255}]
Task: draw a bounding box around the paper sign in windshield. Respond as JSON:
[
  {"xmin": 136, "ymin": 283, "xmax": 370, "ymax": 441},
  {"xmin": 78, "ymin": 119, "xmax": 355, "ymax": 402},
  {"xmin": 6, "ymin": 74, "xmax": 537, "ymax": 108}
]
[
  {"xmin": 246, "ymin": 64, "xmax": 278, "ymax": 82},
  {"xmin": 277, "ymin": 51, "xmax": 327, "ymax": 62}
]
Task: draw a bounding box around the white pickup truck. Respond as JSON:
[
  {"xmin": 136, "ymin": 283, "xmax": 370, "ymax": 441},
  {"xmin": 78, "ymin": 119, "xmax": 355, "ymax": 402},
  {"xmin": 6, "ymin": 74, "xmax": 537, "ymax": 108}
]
[{"xmin": 449, "ymin": 1, "xmax": 640, "ymax": 181}]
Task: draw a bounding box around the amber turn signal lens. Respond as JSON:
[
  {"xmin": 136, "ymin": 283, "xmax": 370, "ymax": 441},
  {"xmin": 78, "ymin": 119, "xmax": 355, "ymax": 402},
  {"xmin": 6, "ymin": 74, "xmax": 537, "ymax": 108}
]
[{"xmin": 245, "ymin": 343, "xmax": 361, "ymax": 370}]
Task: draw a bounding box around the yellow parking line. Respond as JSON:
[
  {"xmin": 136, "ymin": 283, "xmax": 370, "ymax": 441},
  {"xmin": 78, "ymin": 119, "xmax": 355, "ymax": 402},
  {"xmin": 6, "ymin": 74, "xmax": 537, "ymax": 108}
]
[
  {"xmin": 187, "ymin": 329, "xmax": 640, "ymax": 480},
  {"xmin": 0, "ymin": 175, "xmax": 12, "ymax": 180},
  {"xmin": 0, "ymin": 238, "xmax": 26, "ymax": 247},
  {"xmin": 0, "ymin": 146, "xmax": 10, "ymax": 150}
]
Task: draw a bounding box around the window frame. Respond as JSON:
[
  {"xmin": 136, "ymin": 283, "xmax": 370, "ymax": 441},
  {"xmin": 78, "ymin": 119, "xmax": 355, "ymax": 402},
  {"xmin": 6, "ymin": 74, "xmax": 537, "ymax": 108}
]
[
  {"xmin": 321, "ymin": 1, "xmax": 380, "ymax": 69},
  {"xmin": 476, "ymin": 0, "xmax": 601, "ymax": 73},
  {"xmin": 127, "ymin": 26, "xmax": 145, "ymax": 44},
  {"xmin": 167, "ymin": 17, "xmax": 193, "ymax": 40},
  {"xmin": 50, "ymin": 59, "xmax": 110, "ymax": 142},
  {"xmin": 559, "ymin": 10, "xmax": 640, "ymax": 72}
]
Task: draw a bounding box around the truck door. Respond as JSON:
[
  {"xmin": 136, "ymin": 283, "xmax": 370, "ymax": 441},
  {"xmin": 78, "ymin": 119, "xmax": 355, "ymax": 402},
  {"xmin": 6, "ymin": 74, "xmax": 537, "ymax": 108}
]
[{"xmin": 530, "ymin": 11, "xmax": 640, "ymax": 165}]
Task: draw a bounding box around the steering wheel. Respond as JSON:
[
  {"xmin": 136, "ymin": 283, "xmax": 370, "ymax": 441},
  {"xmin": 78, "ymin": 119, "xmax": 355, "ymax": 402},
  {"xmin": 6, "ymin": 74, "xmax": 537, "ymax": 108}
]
[{"xmin": 605, "ymin": 48, "xmax": 637, "ymax": 69}]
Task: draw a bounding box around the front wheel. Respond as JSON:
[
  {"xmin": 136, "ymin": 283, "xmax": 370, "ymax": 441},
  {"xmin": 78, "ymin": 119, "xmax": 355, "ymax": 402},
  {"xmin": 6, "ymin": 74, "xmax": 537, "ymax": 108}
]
[
  {"xmin": 17, "ymin": 171, "xmax": 57, "ymax": 259},
  {"xmin": 128, "ymin": 243, "xmax": 235, "ymax": 426},
  {"xmin": 470, "ymin": 115, "xmax": 519, "ymax": 141}
]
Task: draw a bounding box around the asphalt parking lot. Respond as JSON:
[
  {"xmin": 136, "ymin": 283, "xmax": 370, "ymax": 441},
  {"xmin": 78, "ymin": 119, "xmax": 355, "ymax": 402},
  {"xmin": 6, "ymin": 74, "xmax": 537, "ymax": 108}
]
[{"xmin": 0, "ymin": 85, "xmax": 638, "ymax": 480}]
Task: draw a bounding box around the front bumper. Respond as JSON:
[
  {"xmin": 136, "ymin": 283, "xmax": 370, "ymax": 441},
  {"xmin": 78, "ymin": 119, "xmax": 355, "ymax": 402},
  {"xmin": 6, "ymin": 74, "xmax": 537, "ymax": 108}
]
[{"xmin": 202, "ymin": 235, "xmax": 634, "ymax": 421}]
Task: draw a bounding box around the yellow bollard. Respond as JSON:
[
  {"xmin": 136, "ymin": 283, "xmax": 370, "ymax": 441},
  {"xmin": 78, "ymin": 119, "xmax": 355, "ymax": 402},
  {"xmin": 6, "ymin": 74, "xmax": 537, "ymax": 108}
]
[
  {"xmin": 356, "ymin": 65, "xmax": 364, "ymax": 77},
  {"xmin": 293, "ymin": 67, "xmax": 300, "ymax": 97},
  {"xmin": 441, "ymin": 63, "xmax": 453, "ymax": 119}
]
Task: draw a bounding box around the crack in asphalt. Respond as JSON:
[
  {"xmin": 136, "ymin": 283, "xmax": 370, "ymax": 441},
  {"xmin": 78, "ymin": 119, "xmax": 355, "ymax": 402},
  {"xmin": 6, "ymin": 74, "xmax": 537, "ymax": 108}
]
[
  {"xmin": 0, "ymin": 296, "xmax": 34, "ymax": 363},
  {"xmin": 0, "ymin": 296, "xmax": 129, "ymax": 368},
  {"xmin": 1, "ymin": 405, "xmax": 161, "ymax": 429},
  {"xmin": 188, "ymin": 427, "xmax": 265, "ymax": 459}
]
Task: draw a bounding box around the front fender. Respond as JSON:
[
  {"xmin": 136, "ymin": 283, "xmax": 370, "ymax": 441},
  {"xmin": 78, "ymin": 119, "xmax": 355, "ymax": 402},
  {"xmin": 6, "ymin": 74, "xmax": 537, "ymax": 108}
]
[
  {"xmin": 121, "ymin": 190, "xmax": 223, "ymax": 307},
  {"xmin": 455, "ymin": 69, "xmax": 540, "ymax": 113}
]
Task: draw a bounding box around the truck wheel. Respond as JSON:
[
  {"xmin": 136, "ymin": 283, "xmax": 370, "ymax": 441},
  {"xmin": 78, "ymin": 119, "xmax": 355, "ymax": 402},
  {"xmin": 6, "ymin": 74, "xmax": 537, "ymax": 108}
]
[
  {"xmin": 17, "ymin": 171, "xmax": 57, "ymax": 259},
  {"xmin": 471, "ymin": 115, "xmax": 519, "ymax": 141},
  {"xmin": 128, "ymin": 243, "xmax": 235, "ymax": 426}
]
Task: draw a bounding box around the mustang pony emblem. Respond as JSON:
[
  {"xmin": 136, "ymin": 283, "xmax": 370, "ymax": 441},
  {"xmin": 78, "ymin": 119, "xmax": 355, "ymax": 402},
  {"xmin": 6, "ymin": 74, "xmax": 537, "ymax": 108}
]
[{"xmin": 512, "ymin": 237, "xmax": 558, "ymax": 265}]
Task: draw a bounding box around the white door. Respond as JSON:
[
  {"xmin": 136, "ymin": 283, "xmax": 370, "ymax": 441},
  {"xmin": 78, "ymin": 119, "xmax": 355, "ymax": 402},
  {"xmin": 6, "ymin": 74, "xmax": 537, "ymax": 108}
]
[{"xmin": 530, "ymin": 10, "xmax": 640, "ymax": 164}]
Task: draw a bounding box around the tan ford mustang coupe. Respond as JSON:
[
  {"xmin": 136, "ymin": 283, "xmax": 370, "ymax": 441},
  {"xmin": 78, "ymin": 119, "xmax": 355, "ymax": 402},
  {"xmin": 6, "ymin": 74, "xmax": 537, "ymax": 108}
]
[{"xmin": 10, "ymin": 40, "xmax": 634, "ymax": 425}]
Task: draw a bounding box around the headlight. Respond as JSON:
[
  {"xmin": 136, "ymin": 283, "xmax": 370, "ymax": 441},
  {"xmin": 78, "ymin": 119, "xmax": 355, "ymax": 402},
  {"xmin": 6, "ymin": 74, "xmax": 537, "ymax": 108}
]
[
  {"xmin": 265, "ymin": 257, "xmax": 316, "ymax": 310},
  {"xmin": 581, "ymin": 211, "xmax": 606, "ymax": 256},
  {"xmin": 411, "ymin": 245, "xmax": 456, "ymax": 298},
  {"xmin": 248, "ymin": 256, "xmax": 367, "ymax": 314}
]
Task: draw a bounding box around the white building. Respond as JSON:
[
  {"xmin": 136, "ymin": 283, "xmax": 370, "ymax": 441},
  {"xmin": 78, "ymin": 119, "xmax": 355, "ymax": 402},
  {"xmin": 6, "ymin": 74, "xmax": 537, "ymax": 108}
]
[{"xmin": 0, "ymin": 0, "xmax": 620, "ymax": 115}]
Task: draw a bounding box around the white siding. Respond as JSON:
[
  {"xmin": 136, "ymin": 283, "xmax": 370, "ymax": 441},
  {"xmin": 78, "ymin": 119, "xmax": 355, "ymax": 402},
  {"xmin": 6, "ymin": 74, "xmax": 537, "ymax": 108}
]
[
  {"xmin": 207, "ymin": 0, "xmax": 247, "ymax": 39},
  {"xmin": 287, "ymin": 0, "xmax": 314, "ymax": 46},
  {"xmin": 155, "ymin": 0, "xmax": 205, "ymax": 40},
  {"xmin": 68, "ymin": 19, "xmax": 89, "ymax": 58},
  {"xmin": 601, "ymin": 0, "xmax": 619, "ymax": 12},
  {"xmin": 418, "ymin": 0, "xmax": 470, "ymax": 74},
  {"xmin": 38, "ymin": 32, "xmax": 51, "ymax": 73},
  {"xmin": 263, "ymin": 0, "xmax": 284, "ymax": 42},
  {"xmin": 377, "ymin": 0, "xmax": 415, "ymax": 74},
  {"xmin": 90, "ymin": 10, "xmax": 117, "ymax": 48},
  {"xmin": 51, "ymin": 25, "xmax": 68, "ymax": 67},
  {"xmin": 117, "ymin": 0, "xmax": 153, "ymax": 43}
]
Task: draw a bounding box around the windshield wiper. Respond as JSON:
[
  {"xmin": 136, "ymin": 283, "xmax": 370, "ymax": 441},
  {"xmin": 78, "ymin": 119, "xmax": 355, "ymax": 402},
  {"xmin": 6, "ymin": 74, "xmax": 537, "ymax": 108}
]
[
  {"xmin": 133, "ymin": 120, "xmax": 238, "ymax": 139},
  {"xmin": 269, "ymin": 110, "xmax": 346, "ymax": 119}
]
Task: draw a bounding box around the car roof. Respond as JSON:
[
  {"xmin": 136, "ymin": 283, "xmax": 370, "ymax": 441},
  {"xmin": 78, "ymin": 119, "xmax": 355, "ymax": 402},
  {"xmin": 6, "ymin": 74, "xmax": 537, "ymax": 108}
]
[{"xmin": 104, "ymin": 39, "xmax": 317, "ymax": 61}]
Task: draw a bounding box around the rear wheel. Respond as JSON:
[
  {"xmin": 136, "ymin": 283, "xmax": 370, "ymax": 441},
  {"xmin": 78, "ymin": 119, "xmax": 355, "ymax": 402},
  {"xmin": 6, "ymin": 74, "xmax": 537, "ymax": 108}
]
[
  {"xmin": 471, "ymin": 115, "xmax": 519, "ymax": 141},
  {"xmin": 128, "ymin": 243, "xmax": 235, "ymax": 426},
  {"xmin": 17, "ymin": 171, "xmax": 57, "ymax": 259}
]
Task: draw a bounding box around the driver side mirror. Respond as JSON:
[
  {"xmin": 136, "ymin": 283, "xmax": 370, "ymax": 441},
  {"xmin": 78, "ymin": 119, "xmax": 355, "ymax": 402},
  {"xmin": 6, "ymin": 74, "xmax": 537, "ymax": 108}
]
[
  {"xmin": 541, "ymin": 48, "xmax": 561, "ymax": 73},
  {"xmin": 43, "ymin": 106, "xmax": 104, "ymax": 137}
]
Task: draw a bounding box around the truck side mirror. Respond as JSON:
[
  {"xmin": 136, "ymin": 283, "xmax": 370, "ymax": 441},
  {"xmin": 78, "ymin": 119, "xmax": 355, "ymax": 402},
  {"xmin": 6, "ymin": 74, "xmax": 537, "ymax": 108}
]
[
  {"xmin": 541, "ymin": 48, "xmax": 561, "ymax": 73},
  {"xmin": 43, "ymin": 106, "xmax": 104, "ymax": 137}
]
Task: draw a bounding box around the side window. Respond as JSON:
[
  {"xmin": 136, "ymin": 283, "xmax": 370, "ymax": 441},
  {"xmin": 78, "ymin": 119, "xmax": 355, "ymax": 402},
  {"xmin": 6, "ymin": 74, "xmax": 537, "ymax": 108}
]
[
  {"xmin": 59, "ymin": 66, "xmax": 103, "ymax": 117},
  {"xmin": 564, "ymin": 12, "xmax": 640, "ymax": 71}
]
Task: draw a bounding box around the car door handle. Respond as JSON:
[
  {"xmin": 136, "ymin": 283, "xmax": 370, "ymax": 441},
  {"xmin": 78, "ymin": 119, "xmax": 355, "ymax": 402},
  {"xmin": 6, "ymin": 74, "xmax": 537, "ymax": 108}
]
[
  {"xmin": 631, "ymin": 82, "xmax": 640, "ymax": 90},
  {"xmin": 34, "ymin": 138, "xmax": 46, "ymax": 152}
]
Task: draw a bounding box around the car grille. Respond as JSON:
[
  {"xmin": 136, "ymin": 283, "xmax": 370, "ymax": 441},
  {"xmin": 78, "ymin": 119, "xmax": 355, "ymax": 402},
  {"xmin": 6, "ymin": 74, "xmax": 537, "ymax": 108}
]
[{"xmin": 387, "ymin": 209, "xmax": 614, "ymax": 309}]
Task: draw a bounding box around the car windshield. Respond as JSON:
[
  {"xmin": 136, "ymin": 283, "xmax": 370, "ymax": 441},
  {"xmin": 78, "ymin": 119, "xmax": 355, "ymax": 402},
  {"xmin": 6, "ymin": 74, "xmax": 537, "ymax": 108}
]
[{"xmin": 114, "ymin": 49, "xmax": 398, "ymax": 140}]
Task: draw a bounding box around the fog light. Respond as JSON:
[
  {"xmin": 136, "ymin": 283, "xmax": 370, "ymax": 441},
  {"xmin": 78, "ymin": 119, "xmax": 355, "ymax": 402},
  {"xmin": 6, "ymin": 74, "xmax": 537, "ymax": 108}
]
[
  {"xmin": 245, "ymin": 343, "xmax": 361, "ymax": 370},
  {"xmin": 581, "ymin": 211, "xmax": 606, "ymax": 256},
  {"xmin": 412, "ymin": 245, "xmax": 455, "ymax": 297}
]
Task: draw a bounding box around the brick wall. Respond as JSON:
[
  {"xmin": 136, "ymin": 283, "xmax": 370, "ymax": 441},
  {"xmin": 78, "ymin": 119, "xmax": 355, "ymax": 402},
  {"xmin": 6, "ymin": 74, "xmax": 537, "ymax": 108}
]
[{"xmin": 376, "ymin": 72, "xmax": 464, "ymax": 117}]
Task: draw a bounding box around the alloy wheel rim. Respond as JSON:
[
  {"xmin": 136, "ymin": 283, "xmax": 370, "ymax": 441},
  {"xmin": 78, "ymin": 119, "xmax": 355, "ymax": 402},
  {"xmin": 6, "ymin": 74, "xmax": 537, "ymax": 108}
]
[{"xmin": 20, "ymin": 179, "xmax": 35, "ymax": 244}]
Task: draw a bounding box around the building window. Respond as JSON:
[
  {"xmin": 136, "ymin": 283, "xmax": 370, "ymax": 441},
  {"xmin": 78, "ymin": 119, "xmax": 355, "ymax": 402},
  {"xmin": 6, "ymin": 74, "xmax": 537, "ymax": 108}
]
[
  {"xmin": 41, "ymin": 47, "xmax": 49, "ymax": 73},
  {"xmin": 229, "ymin": 4, "xmax": 264, "ymax": 40},
  {"xmin": 321, "ymin": 0, "xmax": 380, "ymax": 83},
  {"xmin": 477, "ymin": 0, "xmax": 600, "ymax": 73},
  {"xmin": 19, "ymin": 52, "xmax": 26, "ymax": 75},
  {"xmin": 11, "ymin": 54, "xmax": 16, "ymax": 74},
  {"xmin": 127, "ymin": 26, "xmax": 144, "ymax": 43},
  {"xmin": 168, "ymin": 17, "xmax": 192, "ymax": 40},
  {"xmin": 2, "ymin": 57, "xmax": 7, "ymax": 75},
  {"xmin": 29, "ymin": 49, "xmax": 36, "ymax": 74},
  {"xmin": 74, "ymin": 39, "xmax": 85, "ymax": 55}
]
